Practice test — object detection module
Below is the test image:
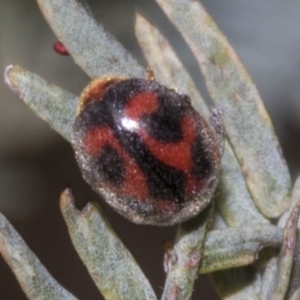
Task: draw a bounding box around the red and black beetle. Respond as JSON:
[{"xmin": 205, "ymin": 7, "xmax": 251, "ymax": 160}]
[{"xmin": 72, "ymin": 76, "xmax": 223, "ymax": 226}]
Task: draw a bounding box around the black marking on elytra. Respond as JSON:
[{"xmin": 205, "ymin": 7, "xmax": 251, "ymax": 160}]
[
  {"xmin": 96, "ymin": 144, "xmax": 125, "ymax": 186},
  {"xmin": 142, "ymin": 93, "xmax": 190, "ymax": 143},
  {"xmin": 191, "ymin": 135, "xmax": 214, "ymax": 180},
  {"xmin": 117, "ymin": 130, "xmax": 185, "ymax": 203},
  {"xmin": 74, "ymin": 100, "xmax": 114, "ymax": 133}
]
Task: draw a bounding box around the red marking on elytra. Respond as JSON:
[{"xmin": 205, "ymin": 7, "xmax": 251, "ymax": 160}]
[
  {"xmin": 124, "ymin": 92, "xmax": 158, "ymax": 118},
  {"xmin": 142, "ymin": 116, "xmax": 196, "ymax": 171},
  {"xmin": 82, "ymin": 127, "xmax": 149, "ymax": 200},
  {"xmin": 122, "ymin": 160, "xmax": 149, "ymax": 201},
  {"xmin": 82, "ymin": 127, "xmax": 116, "ymax": 156},
  {"xmin": 153, "ymin": 199, "xmax": 177, "ymax": 213}
]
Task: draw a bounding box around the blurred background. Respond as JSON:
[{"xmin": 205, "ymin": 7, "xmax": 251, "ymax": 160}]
[{"xmin": 1, "ymin": 0, "xmax": 300, "ymax": 299}]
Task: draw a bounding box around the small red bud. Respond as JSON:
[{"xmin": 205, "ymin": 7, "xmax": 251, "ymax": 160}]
[{"xmin": 53, "ymin": 41, "xmax": 69, "ymax": 56}]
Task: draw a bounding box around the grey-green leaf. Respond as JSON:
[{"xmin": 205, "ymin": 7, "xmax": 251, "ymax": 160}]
[
  {"xmin": 4, "ymin": 65, "xmax": 78, "ymax": 142},
  {"xmin": 135, "ymin": 12, "xmax": 268, "ymax": 227},
  {"xmin": 200, "ymin": 225, "xmax": 283, "ymax": 274},
  {"xmin": 60, "ymin": 189, "xmax": 157, "ymax": 300},
  {"xmin": 268, "ymin": 176, "xmax": 300, "ymax": 300},
  {"xmin": 37, "ymin": 0, "xmax": 145, "ymax": 79},
  {"xmin": 162, "ymin": 204, "xmax": 213, "ymax": 300},
  {"xmin": 0, "ymin": 212, "xmax": 78, "ymax": 300},
  {"xmin": 289, "ymin": 287, "xmax": 300, "ymax": 300},
  {"xmin": 285, "ymin": 179, "xmax": 300, "ymax": 299},
  {"xmin": 264, "ymin": 205, "xmax": 300, "ymax": 300},
  {"xmin": 216, "ymin": 142, "xmax": 269, "ymax": 227},
  {"xmin": 156, "ymin": 0, "xmax": 291, "ymax": 218},
  {"xmin": 211, "ymin": 267, "xmax": 261, "ymax": 300}
]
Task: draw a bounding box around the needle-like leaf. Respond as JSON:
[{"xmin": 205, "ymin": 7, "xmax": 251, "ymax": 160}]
[
  {"xmin": 60, "ymin": 189, "xmax": 157, "ymax": 300},
  {"xmin": 156, "ymin": 0, "xmax": 291, "ymax": 218},
  {"xmin": 0, "ymin": 212, "xmax": 78, "ymax": 300},
  {"xmin": 37, "ymin": 0, "xmax": 145, "ymax": 79},
  {"xmin": 4, "ymin": 65, "xmax": 78, "ymax": 142}
]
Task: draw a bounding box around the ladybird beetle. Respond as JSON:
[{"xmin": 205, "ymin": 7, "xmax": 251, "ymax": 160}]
[{"xmin": 72, "ymin": 77, "xmax": 223, "ymax": 226}]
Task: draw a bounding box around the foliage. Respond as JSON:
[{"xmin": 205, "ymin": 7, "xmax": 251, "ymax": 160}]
[{"xmin": 3, "ymin": 0, "xmax": 300, "ymax": 299}]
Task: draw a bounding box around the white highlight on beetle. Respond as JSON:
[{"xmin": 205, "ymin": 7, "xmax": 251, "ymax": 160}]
[{"xmin": 121, "ymin": 118, "xmax": 139, "ymax": 131}]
